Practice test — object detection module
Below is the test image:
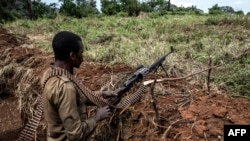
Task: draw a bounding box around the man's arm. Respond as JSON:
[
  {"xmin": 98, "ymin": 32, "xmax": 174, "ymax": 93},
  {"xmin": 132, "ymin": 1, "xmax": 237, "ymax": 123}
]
[{"xmin": 58, "ymin": 82, "xmax": 96, "ymax": 140}]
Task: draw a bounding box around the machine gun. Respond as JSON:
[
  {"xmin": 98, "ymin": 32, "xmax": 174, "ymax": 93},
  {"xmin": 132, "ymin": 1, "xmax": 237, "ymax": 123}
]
[{"xmin": 114, "ymin": 46, "xmax": 174, "ymax": 103}]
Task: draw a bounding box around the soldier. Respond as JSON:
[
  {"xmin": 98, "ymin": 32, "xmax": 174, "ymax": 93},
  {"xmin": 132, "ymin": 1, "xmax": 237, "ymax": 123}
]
[{"xmin": 42, "ymin": 31, "xmax": 116, "ymax": 141}]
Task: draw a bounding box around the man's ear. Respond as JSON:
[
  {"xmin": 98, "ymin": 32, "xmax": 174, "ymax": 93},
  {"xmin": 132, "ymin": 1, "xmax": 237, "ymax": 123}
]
[{"xmin": 69, "ymin": 52, "xmax": 76, "ymax": 60}]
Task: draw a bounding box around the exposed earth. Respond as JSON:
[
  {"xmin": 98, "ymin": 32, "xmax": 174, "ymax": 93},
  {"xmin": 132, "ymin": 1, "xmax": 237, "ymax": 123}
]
[{"xmin": 0, "ymin": 27, "xmax": 250, "ymax": 141}]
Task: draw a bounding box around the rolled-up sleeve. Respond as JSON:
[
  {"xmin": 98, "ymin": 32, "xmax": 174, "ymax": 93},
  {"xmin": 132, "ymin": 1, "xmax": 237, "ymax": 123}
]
[{"xmin": 58, "ymin": 82, "xmax": 96, "ymax": 141}]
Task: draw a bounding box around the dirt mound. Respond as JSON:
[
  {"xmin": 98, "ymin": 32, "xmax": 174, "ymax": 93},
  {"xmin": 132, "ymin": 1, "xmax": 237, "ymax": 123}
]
[
  {"xmin": 0, "ymin": 27, "xmax": 27, "ymax": 48},
  {"xmin": 0, "ymin": 27, "xmax": 250, "ymax": 141}
]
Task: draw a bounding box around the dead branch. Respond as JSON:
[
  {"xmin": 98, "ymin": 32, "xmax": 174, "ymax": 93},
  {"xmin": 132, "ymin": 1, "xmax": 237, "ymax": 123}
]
[
  {"xmin": 116, "ymin": 120, "xmax": 122, "ymax": 141},
  {"xmin": 143, "ymin": 65, "xmax": 221, "ymax": 86},
  {"xmin": 150, "ymin": 79, "xmax": 161, "ymax": 132},
  {"xmin": 173, "ymin": 132, "xmax": 182, "ymax": 141},
  {"xmin": 161, "ymin": 119, "xmax": 181, "ymax": 141},
  {"xmin": 207, "ymin": 57, "xmax": 212, "ymax": 93}
]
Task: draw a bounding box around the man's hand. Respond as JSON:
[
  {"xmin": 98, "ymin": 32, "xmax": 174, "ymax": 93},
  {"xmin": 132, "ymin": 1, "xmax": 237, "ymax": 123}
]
[{"xmin": 93, "ymin": 106, "xmax": 111, "ymax": 122}]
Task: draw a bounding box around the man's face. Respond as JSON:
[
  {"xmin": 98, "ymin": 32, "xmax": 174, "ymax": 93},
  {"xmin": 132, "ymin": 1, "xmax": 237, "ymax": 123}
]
[{"xmin": 72, "ymin": 41, "xmax": 83, "ymax": 68}]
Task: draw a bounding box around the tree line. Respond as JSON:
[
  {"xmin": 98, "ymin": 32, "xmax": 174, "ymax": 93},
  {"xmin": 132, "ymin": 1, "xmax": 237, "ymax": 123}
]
[{"xmin": 0, "ymin": 0, "xmax": 249, "ymax": 23}]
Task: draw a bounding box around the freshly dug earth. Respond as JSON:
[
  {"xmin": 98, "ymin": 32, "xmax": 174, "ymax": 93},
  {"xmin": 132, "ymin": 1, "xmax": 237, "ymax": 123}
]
[{"xmin": 0, "ymin": 27, "xmax": 250, "ymax": 141}]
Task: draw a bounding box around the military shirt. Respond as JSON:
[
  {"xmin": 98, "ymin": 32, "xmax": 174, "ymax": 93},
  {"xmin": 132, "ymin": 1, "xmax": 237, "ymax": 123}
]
[{"xmin": 42, "ymin": 68, "xmax": 96, "ymax": 141}]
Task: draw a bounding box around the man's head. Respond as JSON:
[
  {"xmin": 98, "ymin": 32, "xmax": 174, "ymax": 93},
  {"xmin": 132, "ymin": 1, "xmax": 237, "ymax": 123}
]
[{"xmin": 52, "ymin": 31, "xmax": 83, "ymax": 68}]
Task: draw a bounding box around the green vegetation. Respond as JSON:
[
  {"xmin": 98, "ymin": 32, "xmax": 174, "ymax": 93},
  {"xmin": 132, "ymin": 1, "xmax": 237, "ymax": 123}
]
[
  {"xmin": 1, "ymin": 1, "xmax": 249, "ymax": 97},
  {"xmin": 2, "ymin": 0, "xmax": 250, "ymax": 23}
]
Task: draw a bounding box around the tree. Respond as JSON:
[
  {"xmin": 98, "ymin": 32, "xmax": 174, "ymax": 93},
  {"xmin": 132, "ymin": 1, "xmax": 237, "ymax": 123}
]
[
  {"xmin": 0, "ymin": 0, "xmax": 17, "ymax": 22},
  {"xmin": 140, "ymin": 0, "xmax": 168, "ymax": 13},
  {"xmin": 140, "ymin": 1, "xmax": 152, "ymax": 12},
  {"xmin": 76, "ymin": 0, "xmax": 99, "ymax": 16},
  {"xmin": 25, "ymin": 0, "xmax": 35, "ymax": 19},
  {"xmin": 208, "ymin": 4, "xmax": 223, "ymax": 15},
  {"xmin": 59, "ymin": 0, "xmax": 98, "ymax": 18},
  {"xmin": 185, "ymin": 5, "xmax": 204, "ymax": 14},
  {"xmin": 89, "ymin": 0, "xmax": 99, "ymax": 14},
  {"xmin": 0, "ymin": 0, "xmax": 34, "ymax": 22},
  {"xmin": 167, "ymin": 0, "xmax": 170, "ymax": 11},
  {"xmin": 0, "ymin": 0, "xmax": 57, "ymax": 22},
  {"xmin": 120, "ymin": 0, "xmax": 141, "ymax": 16},
  {"xmin": 220, "ymin": 6, "xmax": 235, "ymax": 14},
  {"xmin": 32, "ymin": 0, "xmax": 57, "ymax": 19},
  {"xmin": 235, "ymin": 10, "xmax": 244, "ymax": 15},
  {"xmin": 101, "ymin": 0, "xmax": 121, "ymax": 15},
  {"xmin": 59, "ymin": 0, "xmax": 78, "ymax": 17}
]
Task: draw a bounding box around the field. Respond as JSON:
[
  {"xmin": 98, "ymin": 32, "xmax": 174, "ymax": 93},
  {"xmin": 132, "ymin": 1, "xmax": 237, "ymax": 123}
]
[{"xmin": 0, "ymin": 14, "xmax": 250, "ymax": 141}]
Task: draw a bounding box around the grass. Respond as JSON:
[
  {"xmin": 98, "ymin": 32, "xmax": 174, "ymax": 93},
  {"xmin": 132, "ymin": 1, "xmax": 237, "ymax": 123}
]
[{"xmin": 3, "ymin": 13, "xmax": 250, "ymax": 96}]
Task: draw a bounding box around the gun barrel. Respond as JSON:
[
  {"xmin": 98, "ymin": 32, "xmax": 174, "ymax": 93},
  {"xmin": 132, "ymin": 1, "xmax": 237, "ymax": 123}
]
[{"xmin": 149, "ymin": 46, "xmax": 174, "ymax": 71}]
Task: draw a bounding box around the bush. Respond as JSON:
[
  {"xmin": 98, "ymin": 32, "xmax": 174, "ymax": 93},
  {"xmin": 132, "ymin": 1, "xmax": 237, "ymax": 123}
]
[
  {"xmin": 148, "ymin": 11, "xmax": 166, "ymax": 18},
  {"xmin": 32, "ymin": 1, "xmax": 57, "ymax": 19},
  {"xmin": 217, "ymin": 61, "xmax": 250, "ymax": 96},
  {"xmin": 235, "ymin": 10, "xmax": 244, "ymax": 15},
  {"xmin": 205, "ymin": 16, "xmax": 250, "ymax": 29},
  {"xmin": 0, "ymin": 6, "xmax": 16, "ymax": 23},
  {"xmin": 208, "ymin": 4, "xmax": 223, "ymax": 15}
]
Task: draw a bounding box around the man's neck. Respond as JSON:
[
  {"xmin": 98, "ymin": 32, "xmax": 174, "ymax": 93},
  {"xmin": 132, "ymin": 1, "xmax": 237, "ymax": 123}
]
[{"xmin": 53, "ymin": 60, "xmax": 74, "ymax": 74}]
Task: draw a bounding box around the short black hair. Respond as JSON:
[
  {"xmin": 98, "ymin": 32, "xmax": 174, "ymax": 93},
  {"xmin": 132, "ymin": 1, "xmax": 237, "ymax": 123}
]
[{"xmin": 52, "ymin": 31, "xmax": 82, "ymax": 60}]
